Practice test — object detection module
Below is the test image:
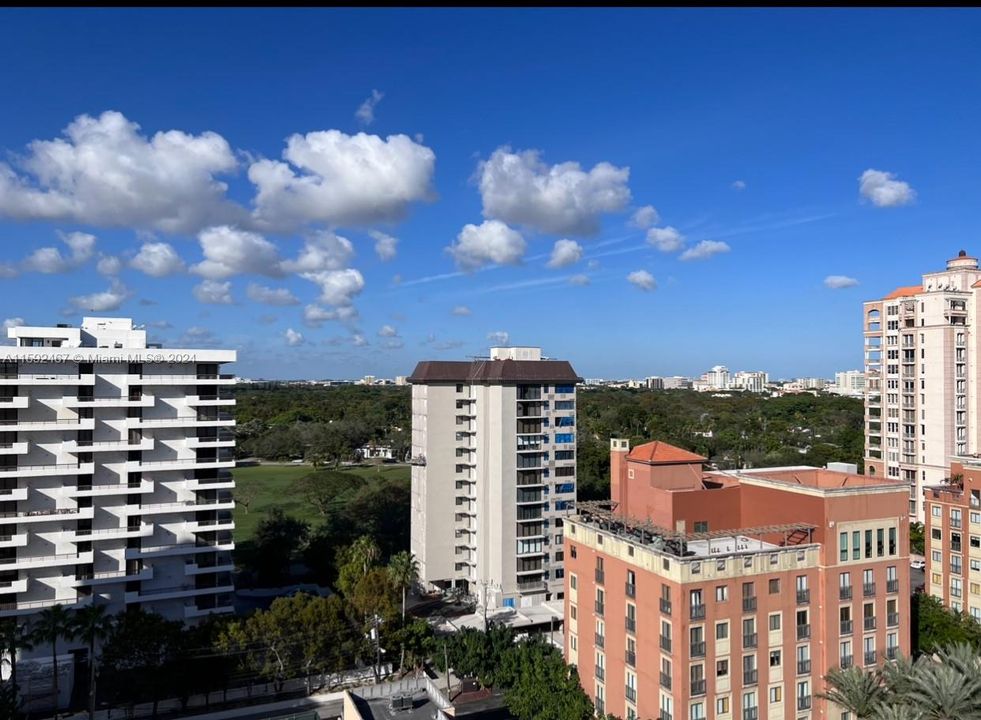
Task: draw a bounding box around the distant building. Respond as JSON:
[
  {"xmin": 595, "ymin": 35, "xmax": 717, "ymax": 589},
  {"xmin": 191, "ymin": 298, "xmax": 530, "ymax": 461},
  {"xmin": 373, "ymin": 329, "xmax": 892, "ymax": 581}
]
[
  {"xmin": 732, "ymin": 371, "xmax": 768, "ymax": 393},
  {"xmin": 701, "ymin": 365, "xmax": 730, "ymax": 390},
  {"xmin": 359, "ymin": 444, "xmax": 394, "ymax": 461},
  {"xmin": 565, "ymin": 439, "xmax": 910, "ymax": 720},
  {"xmin": 864, "ymin": 250, "xmax": 981, "ymax": 521},
  {"xmin": 394, "ymin": 375, "xmax": 408, "ymax": 386},
  {"xmin": 358, "ymin": 375, "xmax": 376, "ymax": 385},
  {"xmin": 645, "ymin": 377, "xmax": 665, "ymax": 390},
  {"xmin": 831, "ymin": 370, "xmax": 865, "ymax": 397},
  {"xmin": 662, "ymin": 376, "xmax": 692, "ymax": 390},
  {"xmin": 408, "ymin": 346, "xmax": 581, "ymax": 609}
]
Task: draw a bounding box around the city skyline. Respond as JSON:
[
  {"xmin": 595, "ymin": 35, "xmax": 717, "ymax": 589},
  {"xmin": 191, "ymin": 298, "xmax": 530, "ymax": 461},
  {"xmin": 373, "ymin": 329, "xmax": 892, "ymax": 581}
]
[{"xmin": 2, "ymin": 10, "xmax": 980, "ymax": 379}]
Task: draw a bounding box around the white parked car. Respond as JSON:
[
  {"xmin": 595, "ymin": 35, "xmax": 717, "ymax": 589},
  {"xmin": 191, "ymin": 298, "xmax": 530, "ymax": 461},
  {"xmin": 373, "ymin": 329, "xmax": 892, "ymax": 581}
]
[{"xmin": 910, "ymin": 559, "xmax": 926, "ymax": 570}]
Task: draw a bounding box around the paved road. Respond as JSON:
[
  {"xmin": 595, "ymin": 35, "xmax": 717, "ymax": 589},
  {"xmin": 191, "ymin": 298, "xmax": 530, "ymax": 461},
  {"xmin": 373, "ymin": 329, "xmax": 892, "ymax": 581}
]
[{"xmin": 911, "ymin": 566, "xmax": 925, "ymax": 593}]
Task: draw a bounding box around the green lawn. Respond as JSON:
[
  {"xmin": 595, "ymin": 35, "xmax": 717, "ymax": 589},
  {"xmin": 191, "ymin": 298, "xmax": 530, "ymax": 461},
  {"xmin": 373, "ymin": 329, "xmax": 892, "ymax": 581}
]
[{"xmin": 232, "ymin": 463, "xmax": 410, "ymax": 543}]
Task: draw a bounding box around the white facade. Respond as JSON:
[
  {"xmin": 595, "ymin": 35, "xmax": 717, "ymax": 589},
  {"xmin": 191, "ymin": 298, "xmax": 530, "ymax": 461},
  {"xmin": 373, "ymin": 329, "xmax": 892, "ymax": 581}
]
[
  {"xmin": 409, "ymin": 347, "xmax": 578, "ymax": 609},
  {"xmin": 0, "ymin": 318, "xmax": 236, "ymax": 630},
  {"xmin": 700, "ymin": 365, "xmax": 730, "ymax": 390},
  {"xmin": 832, "ymin": 370, "xmax": 866, "ymax": 396},
  {"xmin": 864, "ymin": 251, "xmax": 981, "ymax": 521},
  {"xmin": 732, "ymin": 371, "xmax": 768, "ymax": 393}
]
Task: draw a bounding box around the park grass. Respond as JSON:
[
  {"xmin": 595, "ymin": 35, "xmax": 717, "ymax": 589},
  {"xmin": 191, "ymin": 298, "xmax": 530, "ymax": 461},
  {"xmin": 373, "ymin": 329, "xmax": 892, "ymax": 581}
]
[{"xmin": 232, "ymin": 462, "xmax": 410, "ymax": 543}]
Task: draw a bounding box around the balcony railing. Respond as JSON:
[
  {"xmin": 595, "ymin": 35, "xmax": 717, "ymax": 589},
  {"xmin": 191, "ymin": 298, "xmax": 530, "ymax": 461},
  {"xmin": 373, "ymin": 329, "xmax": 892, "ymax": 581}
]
[
  {"xmin": 742, "ymin": 596, "xmax": 757, "ymax": 612},
  {"xmin": 743, "ymin": 633, "xmax": 757, "ymax": 649},
  {"xmin": 690, "ymin": 603, "xmax": 705, "ymax": 620},
  {"xmin": 840, "ymin": 620, "xmax": 853, "ymax": 635},
  {"xmin": 594, "ymin": 601, "xmax": 604, "ymax": 616},
  {"xmin": 886, "ymin": 647, "xmax": 899, "ymax": 660},
  {"xmin": 690, "ymin": 679, "xmax": 706, "ymax": 696},
  {"xmin": 864, "ymin": 582, "xmax": 877, "ymax": 597},
  {"xmin": 887, "ymin": 579, "xmax": 899, "ymax": 593},
  {"xmin": 659, "ymin": 635, "xmax": 672, "ymax": 652},
  {"xmin": 742, "ymin": 709, "xmax": 758, "ymax": 720},
  {"xmin": 743, "ymin": 669, "xmax": 758, "ymax": 685},
  {"xmin": 797, "ymin": 660, "xmax": 811, "ymax": 675},
  {"xmin": 625, "ymin": 582, "xmax": 636, "ymax": 598},
  {"xmin": 865, "ymin": 651, "xmax": 877, "ymax": 666},
  {"xmin": 625, "ymin": 616, "xmax": 636, "ymax": 633},
  {"xmin": 625, "ymin": 686, "xmax": 636, "ymax": 703},
  {"xmin": 864, "ymin": 617, "xmax": 877, "ymax": 631},
  {"xmin": 690, "ymin": 641, "xmax": 706, "ymax": 658},
  {"xmin": 594, "ymin": 666, "xmax": 605, "ymax": 682},
  {"xmin": 659, "ymin": 598, "xmax": 672, "ymax": 615},
  {"xmin": 840, "ymin": 585, "xmax": 853, "ymax": 600},
  {"xmin": 624, "ymin": 650, "xmax": 635, "ymax": 667},
  {"xmin": 888, "ymin": 613, "xmax": 899, "ymax": 628},
  {"xmin": 840, "ymin": 655, "xmax": 853, "ymax": 669},
  {"xmin": 797, "ymin": 696, "xmax": 812, "ymax": 711},
  {"xmin": 659, "ymin": 672, "xmax": 672, "ymax": 690},
  {"xmin": 594, "ymin": 633, "xmax": 604, "ymax": 649},
  {"xmin": 595, "ymin": 569, "xmax": 605, "ymax": 584},
  {"xmin": 797, "ymin": 588, "xmax": 810, "ymax": 604},
  {"xmin": 797, "ymin": 624, "xmax": 811, "ymax": 640}
]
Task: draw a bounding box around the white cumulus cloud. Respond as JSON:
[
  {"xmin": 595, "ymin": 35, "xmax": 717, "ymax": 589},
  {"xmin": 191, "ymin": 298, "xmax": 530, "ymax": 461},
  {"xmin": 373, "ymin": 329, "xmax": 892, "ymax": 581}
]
[
  {"xmin": 303, "ymin": 268, "xmax": 365, "ymax": 306},
  {"xmin": 824, "ymin": 275, "xmax": 860, "ymax": 289},
  {"xmin": 378, "ymin": 324, "xmax": 398, "ymax": 337},
  {"xmin": 731, "ymin": 180, "xmax": 747, "ymax": 191},
  {"xmin": 352, "ymin": 334, "xmax": 368, "ymax": 347},
  {"xmin": 680, "ymin": 240, "xmax": 730, "ymax": 261},
  {"xmin": 370, "ymin": 230, "xmax": 398, "ymax": 262},
  {"xmin": 627, "ymin": 270, "xmax": 656, "ymax": 291},
  {"xmin": 248, "ymin": 130, "xmax": 436, "ymax": 230},
  {"xmin": 478, "ymin": 147, "xmax": 631, "ymax": 236},
  {"xmin": 193, "ymin": 279, "xmax": 233, "ymax": 305},
  {"xmin": 23, "ymin": 231, "xmax": 96, "ymax": 273},
  {"xmin": 646, "ymin": 226, "xmax": 686, "ymax": 253},
  {"xmin": 130, "ymin": 241, "xmax": 186, "ymax": 277},
  {"xmin": 630, "ymin": 205, "xmax": 660, "ymax": 229},
  {"xmin": 280, "ymin": 231, "xmax": 354, "ymax": 274},
  {"xmin": 192, "ymin": 226, "xmax": 284, "ymax": 279},
  {"xmin": 447, "ymin": 220, "xmax": 526, "ymax": 271},
  {"xmin": 96, "ymin": 255, "xmax": 122, "ymax": 276},
  {"xmin": 69, "ymin": 279, "xmax": 131, "ymax": 312},
  {"xmin": 487, "ymin": 330, "xmax": 509, "ymax": 346},
  {"xmin": 355, "ymin": 89, "xmax": 384, "ymax": 126},
  {"xmin": 546, "ymin": 239, "xmax": 583, "ymax": 269},
  {"xmin": 859, "ymin": 169, "xmax": 915, "ymax": 208},
  {"xmin": 451, "ymin": 305, "xmax": 472, "ymax": 316},
  {"xmin": 302, "ymin": 304, "xmax": 358, "ymax": 328},
  {"xmin": 2, "ymin": 318, "xmax": 25, "ymax": 330},
  {"xmin": 0, "ymin": 111, "xmax": 241, "ymax": 233},
  {"xmin": 284, "ymin": 328, "xmax": 304, "ymax": 346},
  {"xmin": 569, "ymin": 274, "xmax": 590, "ymax": 286},
  {"xmin": 247, "ymin": 283, "xmax": 300, "ymax": 306}
]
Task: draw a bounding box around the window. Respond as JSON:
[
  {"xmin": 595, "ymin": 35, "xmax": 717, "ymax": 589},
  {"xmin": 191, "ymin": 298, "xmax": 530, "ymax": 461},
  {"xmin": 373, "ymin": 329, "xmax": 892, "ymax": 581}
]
[
  {"xmin": 840, "ymin": 532, "xmax": 848, "ymax": 561},
  {"xmin": 769, "ymin": 578, "xmax": 780, "ymax": 594},
  {"xmin": 877, "ymin": 528, "xmax": 885, "ymax": 557},
  {"xmin": 570, "ymin": 545, "xmax": 576, "ymax": 558},
  {"xmin": 716, "ymin": 585, "xmax": 729, "ymax": 602},
  {"xmin": 716, "ymin": 697, "xmax": 730, "ymax": 715},
  {"xmin": 769, "ymin": 686, "xmax": 782, "ymax": 703},
  {"xmin": 716, "ymin": 621, "xmax": 729, "ymax": 640},
  {"xmin": 570, "ymin": 574, "xmax": 577, "ymax": 590},
  {"xmin": 889, "ymin": 527, "xmax": 897, "ymax": 555},
  {"xmin": 852, "ymin": 531, "xmax": 861, "ymax": 560},
  {"xmin": 571, "ymin": 605, "xmax": 577, "ymax": 620},
  {"xmin": 769, "ymin": 650, "xmax": 781, "ymax": 667},
  {"xmin": 865, "ymin": 529, "xmax": 873, "ymax": 559},
  {"xmin": 689, "ymin": 703, "xmax": 704, "ymax": 720},
  {"xmin": 769, "ymin": 613, "xmax": 781, "ymax": 631},
  {"xmin": 717, "ymin": 659, "xmax": 729, "ymax": 677},
  {"xmin": 933, "ymin": 505, "xmax": 942, "ymax": 517}
]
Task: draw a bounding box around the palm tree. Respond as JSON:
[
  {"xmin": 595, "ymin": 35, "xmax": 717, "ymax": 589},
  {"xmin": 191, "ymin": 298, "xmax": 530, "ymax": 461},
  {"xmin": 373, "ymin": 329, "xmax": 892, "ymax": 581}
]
[
  {"xmin": 907, "ymin": 662, "xmax": 981, "ymax": 720},
  {"xmin": 0, "ymin": 619, "xmax": 34, "ymax": 707},
  {"xmin": 387, "ymin": 551, "xmax": 419, "ymax": 623},
  {"xmin": 819, "ymin": 666, "xmax": 888, "ymax": 719},
  {"xmin": 349, "ymin": 536, "xmax": 380, "ymax": 577},
  {"xmin": 72, "ymin": 604, "xmax": 114, "ymax": 720},
  {"xmin": 881, "ymin": 655, "xmax": 918, "ymax": 700},
  {"xmin": 873, "ymin": 706, "xmax": 926, "ymax": 720},
  {"xmin": 31, "ymin": 604, "xmax": 76, "ymax": 720}
]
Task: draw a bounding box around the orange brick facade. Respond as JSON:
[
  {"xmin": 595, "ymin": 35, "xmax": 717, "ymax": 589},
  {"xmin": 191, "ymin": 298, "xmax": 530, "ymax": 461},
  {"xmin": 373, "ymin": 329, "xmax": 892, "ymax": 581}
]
[{"xmin": 565, "ymin": 440, "xmax": 910, "ymax": 720}]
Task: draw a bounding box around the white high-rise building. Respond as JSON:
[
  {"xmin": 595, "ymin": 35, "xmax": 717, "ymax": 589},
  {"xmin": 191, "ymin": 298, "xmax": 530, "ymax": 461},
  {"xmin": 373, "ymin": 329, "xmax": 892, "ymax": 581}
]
[
  {"xmin": 732, "ymin": 370, "xmax": 768, "ymax": 392},
  {"xmin": 701, "ymin": 365, "xmax": 730, "ymax": 390},
  {"xmin": 408, "ymin": 347, "xmax": 580, "ymax": 609},
  {"xmin": 0, "ymin": 318, "xmax": 236, "ymax": 698},
  {"xmin": 832, "ymin": 370, "xmax": 866, "ymax": 396},
  {"xmin": 864, "ymin": 250, "xmax": 981, "ymax": 521}
]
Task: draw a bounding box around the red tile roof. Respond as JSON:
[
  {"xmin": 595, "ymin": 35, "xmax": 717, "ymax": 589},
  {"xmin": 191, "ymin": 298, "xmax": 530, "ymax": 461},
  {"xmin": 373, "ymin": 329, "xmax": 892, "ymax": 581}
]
[
  {"xmin": 627, "ymin": 440, "xmax": 706, "ymax": 464},
  {"xmin": 883, "ymin": 285, "xmax": 922, "ymax": 300}
]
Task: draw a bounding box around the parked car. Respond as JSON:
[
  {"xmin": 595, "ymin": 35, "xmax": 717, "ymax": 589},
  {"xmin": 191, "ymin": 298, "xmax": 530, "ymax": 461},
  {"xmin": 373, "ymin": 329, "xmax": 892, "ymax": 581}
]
[{"xmin": 911, "ymin": 559, "xmax": 926, "ymax": 570}]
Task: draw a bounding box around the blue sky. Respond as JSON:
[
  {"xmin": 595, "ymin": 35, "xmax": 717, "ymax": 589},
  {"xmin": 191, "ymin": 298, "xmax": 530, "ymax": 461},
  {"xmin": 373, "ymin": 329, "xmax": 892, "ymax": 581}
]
[{"xmin": 1, "ymin": 8, "xmax": 980, "ymax": 380}]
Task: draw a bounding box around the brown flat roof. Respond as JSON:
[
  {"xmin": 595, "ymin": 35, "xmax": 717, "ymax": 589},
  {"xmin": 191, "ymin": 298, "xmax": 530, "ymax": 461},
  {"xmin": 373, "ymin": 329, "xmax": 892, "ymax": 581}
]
[
  {"xmin": 407, "ymin": 359, "xmax": 581, "ymax": 384},
  {"xmin": 735, "ymin": 467, "xmax": 905, "ymax": 490}
]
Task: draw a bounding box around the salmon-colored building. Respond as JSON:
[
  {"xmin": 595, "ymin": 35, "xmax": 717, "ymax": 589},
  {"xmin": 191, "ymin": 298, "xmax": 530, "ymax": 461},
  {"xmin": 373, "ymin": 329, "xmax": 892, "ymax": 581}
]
[
  {"xmin": 922, "ymin": 458, "xmax": 981, "ymax": 618},
  {"xmin": 564, "ymin": 439, "xmax": 910, "ymax": 720}
]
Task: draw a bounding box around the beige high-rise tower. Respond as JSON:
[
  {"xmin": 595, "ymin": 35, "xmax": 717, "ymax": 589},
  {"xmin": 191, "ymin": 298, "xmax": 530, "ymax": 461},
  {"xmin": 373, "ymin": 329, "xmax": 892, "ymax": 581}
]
[
  {"xmin": 864, "ymin": 250, "xmax": 981, "ymax": 522},
  {"xmin": 407, "ymin": 347, "xmax": 580, "ymax": 609}
]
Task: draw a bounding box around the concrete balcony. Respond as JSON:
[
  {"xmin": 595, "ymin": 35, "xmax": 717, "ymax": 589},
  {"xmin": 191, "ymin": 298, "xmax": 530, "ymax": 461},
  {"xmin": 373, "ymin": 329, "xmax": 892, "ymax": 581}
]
[
  {"xmin": 0, "ymin": 418, "xmax": 94, "ymax": 433},
  {"xmin": 72, "ymin": 524, "xmax": 154, "ymax": 542},
  {"xmin": 72, "ymin": 566, "xmax": 154, "ymax": 587},
  {"xmin": 0, "ymin": 506, "xmax": 94, "ymax": 526},
  {"xmin": 0, "ymin": 397, "xmax": 29, "ymax": 409},
  {"xmin": 185, "ymin": 603, "xmax": 235, "ymax": 619},
  {"xmin": 0, "ymin": 579, "xmax": 28, "ymax": 595},
  {"xmin": 0, "ymin": 461, "xmax": 94, "ymax": 479},
  {"xmin": 0, "ymin": 594, "xmax": 92, "ymax": 618},
  {"xmin": 0, "ymin": 442, "xmax": 28, "ymax": 456},
  {"xmin": 126, "ymin": 583, "xmax": 235, "ymax": 604},
  {"xmin": 63, "ymin": 395, "xmax": 155, "ymax": 408},
  {"xmin": 186, "ymin": 476, "xmax": 235, "ymax": 491},
  {"xmin": 184, "ymin": 559, "xmax": 235, "ymax": 576},
  {"xmin": 0, "ymin": 487, "xmax": 28, "ymax": 502},
  {"xmin": 126, "ymin": 540, "xmax": 234, "ymax": 559},
  {"xmin": 0, "ymin": 373, "xmax": 95, "ymax": 386},
  {"xmin": 186, "ymin": 518, "xmax": 235, "ymax": 533},
  {"xmin": 186, "ymin": 436, "xmax": 236, "ymax": 449},
  {"xmin": 69, "ymin": 480, "xmax": 154, "ymax": 497},
  {"xmin": 64, "ymin": 438, "xmax": 155, "ymax": 453},
  {"xmin": 186, "ymin": 395, "xmax": 236, "ymax": 407},
  {"xmin": 139, "ymin": 374, "xmax": 235, "ymax": 386},
  {"xmin": 0, "ymin": 533, "xmax": 28, "ymax": 548},
  {"xmin": 135, "ymin": 416, "xmax": 235, "ymax": 429},
  {"xmin": 0, "ymin": 551, "xmax": 94, "ymax": 571},
  {"xmin": 126, "ymin": 457, "xmax": 235, "ymax": 473}
]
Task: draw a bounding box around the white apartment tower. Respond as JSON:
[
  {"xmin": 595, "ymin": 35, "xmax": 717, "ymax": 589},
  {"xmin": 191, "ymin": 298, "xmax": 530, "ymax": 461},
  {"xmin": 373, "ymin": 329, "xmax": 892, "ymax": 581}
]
[
  {"xmin": 408, "ymin": 347, "xmax": 580, "ymax": 609},
  {"xmin": 865, "ymin": 251, "xmax": 981, "ymax": 521},
  {"xmin": 0, "ymin": 318, "xmax": 236, "ymax": 637}
]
